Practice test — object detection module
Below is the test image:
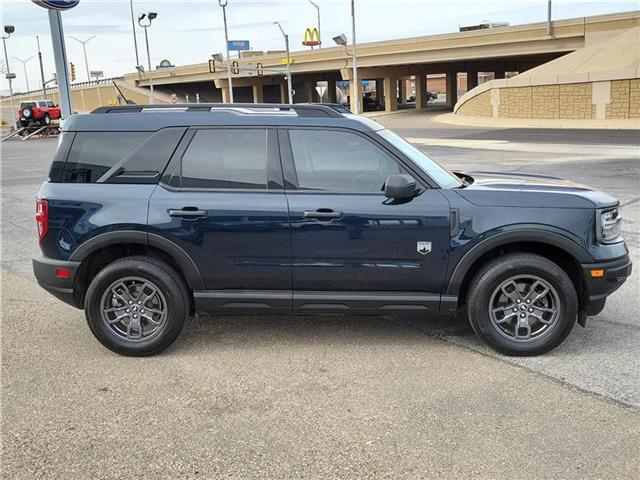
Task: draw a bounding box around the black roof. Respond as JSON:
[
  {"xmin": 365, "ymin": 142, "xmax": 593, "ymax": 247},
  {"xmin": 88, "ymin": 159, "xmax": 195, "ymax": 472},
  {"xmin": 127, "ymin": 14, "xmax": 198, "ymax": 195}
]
[{"xmin": 63, "ymin": 103, "xmax": 382, "ymax": 133}]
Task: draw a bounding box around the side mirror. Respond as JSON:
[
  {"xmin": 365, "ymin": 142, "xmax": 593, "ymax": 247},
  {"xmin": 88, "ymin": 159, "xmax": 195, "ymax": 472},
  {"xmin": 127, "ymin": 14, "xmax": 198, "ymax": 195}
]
[{"xmin": 384, "ymin": 174, "xmax": 417, "ymax": 200}]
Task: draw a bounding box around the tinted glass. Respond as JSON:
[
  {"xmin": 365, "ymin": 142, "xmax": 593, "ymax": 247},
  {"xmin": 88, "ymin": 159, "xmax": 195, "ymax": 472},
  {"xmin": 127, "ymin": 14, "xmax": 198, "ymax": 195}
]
[
  {"xmin": 376, "ymin": 129, "xmax": 462, "ymax": 188},
  {"xmin": 62, "ymin": 132, "xmax": 151, "ymax": 183},
  {"xmin": 20, "ymin": 102, "xmax": 35, "ymax": 109},
  {"xmin": 181, "ymin": 129, "xmax": 268, "ymax": 189},
  {"xmin": 288, "ymin": 129, "xmax": 406, "ymax": 193}
]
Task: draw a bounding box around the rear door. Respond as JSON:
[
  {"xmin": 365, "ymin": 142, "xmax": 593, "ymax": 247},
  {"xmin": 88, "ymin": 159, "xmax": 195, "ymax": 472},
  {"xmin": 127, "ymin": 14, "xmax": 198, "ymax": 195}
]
[
  {"xmin": 279, "ymin": 127, "xmax": 451, "ymax": 311},
  {"xmin": 148, "ymin": 127, "xmax": 292, "ymax": 312}
]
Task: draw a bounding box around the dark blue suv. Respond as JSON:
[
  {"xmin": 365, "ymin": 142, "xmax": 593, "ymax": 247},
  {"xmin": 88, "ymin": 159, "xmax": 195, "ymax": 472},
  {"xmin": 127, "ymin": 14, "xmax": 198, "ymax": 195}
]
[{"xmin": 33, "ymin": 104, "xmax": 632, "ymax": 356}]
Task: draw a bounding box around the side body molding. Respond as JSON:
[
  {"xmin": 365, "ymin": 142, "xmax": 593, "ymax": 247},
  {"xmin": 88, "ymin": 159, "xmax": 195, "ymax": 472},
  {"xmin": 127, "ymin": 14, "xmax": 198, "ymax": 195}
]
[
  {"xmin": 445, "ymin": 228, "xmax": 592, "ymax": 296},
  {"xmin": 68, "ymin": 230, "xmax": 205, "ymax": 290}
]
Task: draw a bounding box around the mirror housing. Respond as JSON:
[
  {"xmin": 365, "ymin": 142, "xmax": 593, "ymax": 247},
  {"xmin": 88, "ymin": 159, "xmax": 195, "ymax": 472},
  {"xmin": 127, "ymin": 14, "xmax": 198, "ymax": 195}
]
[{"xmin": 384, "ymin": 174, "xmax": 417, "ymax": 200}]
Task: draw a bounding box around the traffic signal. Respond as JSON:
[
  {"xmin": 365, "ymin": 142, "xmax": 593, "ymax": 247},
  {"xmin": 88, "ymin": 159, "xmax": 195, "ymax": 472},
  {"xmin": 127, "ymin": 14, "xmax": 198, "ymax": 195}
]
[
  {"xmin": 69, "ymin": 62, "xmax": 76, "ymax": 82},
  {"xmin": 231, "ymin": 61, "xmax": 239, "ymax": 75}
]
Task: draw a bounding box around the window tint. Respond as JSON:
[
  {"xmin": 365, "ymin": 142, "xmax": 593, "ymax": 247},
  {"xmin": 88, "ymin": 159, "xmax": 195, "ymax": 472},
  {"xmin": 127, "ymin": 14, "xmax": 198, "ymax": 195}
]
[
  {"xmin": 47, "ymin": 101, "xmax": 55, "ymax": 107},
  {"xmin": 288, "ymin": 129, "xmax": 406, "ymax": 193},
  {"xmin": 62, "ymin": 132, "xmax": 151, "ymax": 183},
  {"xmin": 181, "ymin": 129, "xmax": 268, "ymax": 189}
]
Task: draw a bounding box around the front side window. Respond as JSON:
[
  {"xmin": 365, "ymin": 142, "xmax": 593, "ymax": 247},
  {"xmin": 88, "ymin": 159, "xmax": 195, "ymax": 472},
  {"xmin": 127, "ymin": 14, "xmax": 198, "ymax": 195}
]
[
  {"xmin": 62, "ymin": 132, "xmax": 151, "ymax": 183},
  {"xmin": 376, "ymin": 129, "xmax": 462, "ymax": 188},
  {"xmin": 180, "ymin": 129, "xmax": 268, "ymax": 189},
  {"xmin": 288, "ymin": 129, "xmax": 406, "ymax": 193}
]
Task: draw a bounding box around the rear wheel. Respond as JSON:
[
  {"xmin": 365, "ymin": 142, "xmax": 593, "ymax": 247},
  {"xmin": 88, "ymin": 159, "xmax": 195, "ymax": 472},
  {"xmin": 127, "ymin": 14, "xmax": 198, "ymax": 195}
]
[
  {"xmin": 41, "ymin": 113, "xmax": 51, "ymax": 126},
  {"xmin": 467, "ymin": 253, "xmax": 578, "ymax": 356},
  {"xmin": 85, "ymin": 256, "xmax": 189, "ymax": 356}
]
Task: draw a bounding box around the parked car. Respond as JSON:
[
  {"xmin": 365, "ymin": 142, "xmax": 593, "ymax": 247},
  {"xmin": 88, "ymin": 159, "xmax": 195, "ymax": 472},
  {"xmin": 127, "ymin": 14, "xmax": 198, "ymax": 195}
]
[
  {"xmin": 18, "ymin": 100, "xmax": 62, "ymax": 127},
  {"xmin": 363, "ymin": 96, "xmax": 383, "ymax": 111},
  {"xmin": 33, "ymin": 103, "xmax": 631, "ymax": 356}
]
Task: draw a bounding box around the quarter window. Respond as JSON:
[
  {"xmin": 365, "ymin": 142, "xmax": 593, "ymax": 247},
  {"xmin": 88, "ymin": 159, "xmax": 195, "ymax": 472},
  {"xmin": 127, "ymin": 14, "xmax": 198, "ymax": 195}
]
[
  {"xmin": 288, "ymin": 129, "xmax": 406, "ymax": 193},
  {"xmin": 180, "ymin": 129, "xmax": 268, "ymax": 189}
]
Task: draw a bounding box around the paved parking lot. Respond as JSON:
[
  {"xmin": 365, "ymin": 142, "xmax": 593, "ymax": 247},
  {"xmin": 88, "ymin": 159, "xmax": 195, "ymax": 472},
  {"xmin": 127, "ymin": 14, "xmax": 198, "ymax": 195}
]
[{"xmin": 2, "ymin": 114, "xmax": 639, "ymax": 479}]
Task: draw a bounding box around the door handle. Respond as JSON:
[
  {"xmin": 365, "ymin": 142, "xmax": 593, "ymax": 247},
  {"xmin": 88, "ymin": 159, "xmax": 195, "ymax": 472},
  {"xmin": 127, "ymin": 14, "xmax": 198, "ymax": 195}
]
[
  {"xmin": 303, "ymin": 209, "xmax": 343, "ymax": 219},
  {"xmin": 168, "ymin": 208, "xmax": 208, "ymax": 218}
]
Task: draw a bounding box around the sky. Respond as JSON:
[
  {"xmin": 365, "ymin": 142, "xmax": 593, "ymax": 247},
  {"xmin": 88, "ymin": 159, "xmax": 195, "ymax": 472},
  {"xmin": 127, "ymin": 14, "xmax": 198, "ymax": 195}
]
[{"xmin": 1, "ymin": 0, "xmax": 638, "ymax": 94}]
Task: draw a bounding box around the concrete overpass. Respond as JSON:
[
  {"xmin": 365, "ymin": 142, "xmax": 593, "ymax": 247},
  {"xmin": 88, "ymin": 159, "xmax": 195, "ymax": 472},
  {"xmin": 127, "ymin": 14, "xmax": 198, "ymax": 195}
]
[
  {"xmin": 2, "ymin": 10, "xmax": 637, "ymax": 118},
  {"xmin": 132, "ymin": 10, "xmax": 639, "ymax": 112}
]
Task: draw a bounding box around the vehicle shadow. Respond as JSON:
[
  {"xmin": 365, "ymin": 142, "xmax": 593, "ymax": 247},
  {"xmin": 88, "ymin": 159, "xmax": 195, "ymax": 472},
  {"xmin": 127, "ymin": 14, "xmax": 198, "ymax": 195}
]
[{"xmin": 171, "ymin": 310, "xmax": 476, "ymax": 355}]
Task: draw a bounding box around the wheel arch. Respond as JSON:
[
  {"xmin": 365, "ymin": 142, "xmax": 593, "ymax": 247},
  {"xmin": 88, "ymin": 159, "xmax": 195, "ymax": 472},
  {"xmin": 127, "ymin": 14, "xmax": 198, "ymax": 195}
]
[{"xmin": 447, "ymin": 230, "xmax": 591, "ymax": 310}]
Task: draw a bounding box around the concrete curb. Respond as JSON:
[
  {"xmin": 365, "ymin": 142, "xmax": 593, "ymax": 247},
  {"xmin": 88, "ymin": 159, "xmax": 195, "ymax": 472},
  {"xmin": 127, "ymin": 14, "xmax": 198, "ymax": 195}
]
[{"xmin": 432, "ymin": 112, "xmax": 640, "ymax": 130}]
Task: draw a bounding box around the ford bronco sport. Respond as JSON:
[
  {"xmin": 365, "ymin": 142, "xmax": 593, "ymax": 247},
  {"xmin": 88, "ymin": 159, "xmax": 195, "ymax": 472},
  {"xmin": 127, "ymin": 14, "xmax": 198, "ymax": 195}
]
[{"xmin": 33, "ymin": 104, "xmax": 631, "ymax": 356}]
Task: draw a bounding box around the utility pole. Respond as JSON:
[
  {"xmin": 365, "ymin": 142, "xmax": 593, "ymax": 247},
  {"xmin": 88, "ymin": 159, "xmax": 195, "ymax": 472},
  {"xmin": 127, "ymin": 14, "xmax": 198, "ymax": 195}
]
[
  {"xmin": 308, "ymin": 0, "xmax": 321, "ymax": 47},
  {"xmin": 69, "ymin": 35, "xmax": 95, "ymax": 81},
  {"xmin": 546, "ymin": 0, "xmax": 552, "ymax": 36},
  {"xmin": 274, "ymin": 22, "xmax": 293, "ymax": 104},
  {"xmin": 36, "ymin": 35, "xmax": 48, "ymax": 100},
  {"xmin": 218, "ymin": 0, "xmax": 234, "ymax": 103},
  {"xmin": 13, "ymin": 55, "xmax": 34, "ymax": 92},
  {"xmin": 129, "ymin": 0, "xmax": 140, "ymax": 67},
  {"xmin": 350, "ymin": 0, "xmax": 359, "ymax": 114},
  {"xmin": 2, "ymin": 25, "xmax": 16, "ymax": 130}
]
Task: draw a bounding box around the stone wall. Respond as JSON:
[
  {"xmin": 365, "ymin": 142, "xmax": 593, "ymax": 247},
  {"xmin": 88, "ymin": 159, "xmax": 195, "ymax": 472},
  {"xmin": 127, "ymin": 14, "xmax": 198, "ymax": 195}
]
[{"xmin": 456, "ymin": 78, "xmax": 640, "ymax": 120}]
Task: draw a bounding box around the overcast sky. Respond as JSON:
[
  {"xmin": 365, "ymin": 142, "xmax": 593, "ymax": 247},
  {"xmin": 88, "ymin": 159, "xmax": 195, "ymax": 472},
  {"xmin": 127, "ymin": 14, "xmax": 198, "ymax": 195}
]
[{"xmin": 1, "ymin": 0, "xmax": 638, "ymax": 93}]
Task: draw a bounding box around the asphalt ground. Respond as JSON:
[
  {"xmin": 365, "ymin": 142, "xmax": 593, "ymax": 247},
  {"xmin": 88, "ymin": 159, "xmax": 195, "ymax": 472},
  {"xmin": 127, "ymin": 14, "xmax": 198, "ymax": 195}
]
[{"xmin": 2, "ymin": 116, "xmax": 639, "ymax": 479}]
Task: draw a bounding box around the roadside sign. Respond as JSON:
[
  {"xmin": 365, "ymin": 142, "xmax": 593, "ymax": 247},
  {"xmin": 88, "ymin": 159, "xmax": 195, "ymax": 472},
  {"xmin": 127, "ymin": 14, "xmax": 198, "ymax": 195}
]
[
  {"xmin": 281, "ymin": 57, "xmax": 294, "ymax": 65},
  {"xmin": 31, "ymin": 0, "xmax": 80, "ymax": 10},
  {"xmin": 315, "ymin": 85, "xmax": 326, "ymax": 101},
  {"xmin": 90, "ymin": 70, "xmax": 104, "ymax": 78},
  {"xmin": 170, "ymin": 94, "xmax": 178, "ymax": 104},
  {"xmin": 5, "ymin": 73, "xmax": 16, "ymax": 80},
  {"xmin": 303, "ymin": 28, "xmax": 320, "ymax": 46},
  {"xmin": 227, "ymin": 40, "xmax": 250, "ymax": 51},
  {"xmin": 157, "ymin": 59, "xmax": 175, "ymax": 69}
]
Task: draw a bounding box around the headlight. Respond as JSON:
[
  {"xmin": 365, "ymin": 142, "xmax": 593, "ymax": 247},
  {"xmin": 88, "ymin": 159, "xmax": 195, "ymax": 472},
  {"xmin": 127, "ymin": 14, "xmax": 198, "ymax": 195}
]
[{"xmin": 598, "ymin": 207, "xmax": 623, "ymax": 243}]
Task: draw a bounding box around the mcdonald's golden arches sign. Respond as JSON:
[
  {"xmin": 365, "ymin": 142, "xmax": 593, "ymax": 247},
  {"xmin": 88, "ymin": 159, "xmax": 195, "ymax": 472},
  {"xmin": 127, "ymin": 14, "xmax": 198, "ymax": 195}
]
[{"xmin": 302, "ymin": 28, "xmax": 320, "ymax": 46}]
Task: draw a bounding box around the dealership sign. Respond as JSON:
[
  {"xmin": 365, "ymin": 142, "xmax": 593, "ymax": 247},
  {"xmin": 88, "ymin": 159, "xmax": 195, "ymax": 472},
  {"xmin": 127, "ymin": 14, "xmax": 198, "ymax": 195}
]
[{"xmin": 31, "ymin": 0, "xmax": 80, "ymax": 10}]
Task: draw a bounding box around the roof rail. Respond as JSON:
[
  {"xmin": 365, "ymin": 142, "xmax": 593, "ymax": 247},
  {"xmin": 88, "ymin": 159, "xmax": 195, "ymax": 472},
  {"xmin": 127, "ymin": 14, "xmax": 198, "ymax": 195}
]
[{"xmin": 91, "ymin": 103, "xmax": 345, "ymax": 118}]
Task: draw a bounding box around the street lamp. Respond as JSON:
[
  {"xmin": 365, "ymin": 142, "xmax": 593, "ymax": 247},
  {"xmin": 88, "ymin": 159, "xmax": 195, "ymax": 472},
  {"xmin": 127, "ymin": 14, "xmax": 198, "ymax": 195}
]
[
  {"xmin": 129, "ymin": 0, "xmax": 140, "ymax": 68},
  {"xmin": 138, "ymin": 12, "xmax": 157, "ymax": 103},
  {"xmin": 333, "ymin": 31, "xmax": 359, "ymax": 113},
  {"xmin": 218, "ymin": 0, "xmax": 234, "ymax": 103},
  {"xmin": 13, "ymin": 55, "xmax": 35, "ymax": 92},
  {"xmin": 69, "ymin": 35, "xmax": 95, "ymax": 82},
  {"xmin": 36, "ymin": 36, "xmax": 48, "ymax": 99},
  {"xmin": 2, "ymin": 25, "xmax": 16, "ymax": 130},
  {"xmin": 307, "ymin": 0, "xmax": 321, "ymax": 47},
  {"xmin": 273, "ymin": 21, "xmax": 293, "ymax": 104}
]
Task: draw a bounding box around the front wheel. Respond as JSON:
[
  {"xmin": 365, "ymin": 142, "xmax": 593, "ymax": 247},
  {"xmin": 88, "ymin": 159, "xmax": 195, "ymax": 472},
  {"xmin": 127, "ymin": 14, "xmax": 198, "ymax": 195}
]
[
  {"xmin": 85, "ymin": 256, "xmax": 189, "ymax": 356},
  {"xmin": 41, "ymin": 114, "xmax": 51, "ymax": 126},
  {"xmin": 467, "ymin": 253, "xmax": 578, "ymax": 356}
]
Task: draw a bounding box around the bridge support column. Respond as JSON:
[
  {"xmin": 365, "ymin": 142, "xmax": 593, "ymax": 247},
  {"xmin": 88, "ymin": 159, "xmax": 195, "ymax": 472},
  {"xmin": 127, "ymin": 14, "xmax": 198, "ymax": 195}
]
[
  {"xmin": 398, "ymin": 79, "xmax": 406, "ymax": 103},
  {"xmin": 280, "ymin": 83, "xmax": 288, "ymax": 103},
  {"xmin": 252, "ymin": 84, "xmax": 264, "ymax": 103},
  {"xmin": 383, "ymin": 76, "xmax": 398, "ymax": 112},
  {"xmin": 221, "ymin": 86, "xmax": 232, "ymax": 104},
  {"xmin": 304, "ymin": 82, "xmax": 316, "ymax": 102},
  {"xmin": 349, "ymin": 78, "xmax": 362, "ymax": 113},
  {"xmin": 466, "ymin": 70, "xmax": 478, "ymax": 91},
  {"xmin": 375, "ymin": 79, "xmax": 384, "ymax": 102},
  {"xmin": 446, "ymin": 72, "xmax": 458, "ymax": 109},
  {"xmin": 327, "ymin": 79, "xmax": 337, "ymax": 103},
  {"xmin": 414, "ymin": 74, "xmax": 428, "ymax": 109}
]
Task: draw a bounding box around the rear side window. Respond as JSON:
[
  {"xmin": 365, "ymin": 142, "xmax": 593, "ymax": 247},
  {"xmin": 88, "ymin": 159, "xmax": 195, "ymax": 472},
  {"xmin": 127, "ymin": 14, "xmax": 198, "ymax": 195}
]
[
  {"xmin": 62, "ymin": 132, "xmax": 151, "ymax": 183},
  {"xmin": 180, "ymin": 129, "xmax": 268, "ymax": 189},
  {"xmin": 20, "ymin": 102, "xmax": 35, "ymax": 109}
]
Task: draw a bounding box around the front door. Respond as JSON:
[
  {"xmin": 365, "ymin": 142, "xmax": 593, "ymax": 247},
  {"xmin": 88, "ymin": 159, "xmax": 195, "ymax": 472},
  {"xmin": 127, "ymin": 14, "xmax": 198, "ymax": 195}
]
[
  {"xmin": 279, "ymin": 128, "xmax": 450, "ymax": 311},
  {"xmin": 148, "ymin": 127, "xmax": 291, "ymax": 312}
]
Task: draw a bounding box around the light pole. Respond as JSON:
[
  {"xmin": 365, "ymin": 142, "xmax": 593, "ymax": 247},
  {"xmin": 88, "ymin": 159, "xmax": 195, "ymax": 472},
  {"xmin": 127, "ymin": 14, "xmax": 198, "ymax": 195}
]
[
  {"xmin": 273, "ymin": 22, "xmax": 293, "ymax": 104},
  {"xmin": 350, "ymin": 0, "xmax": 359, "ymax": 114},
  {"xmin": 218, "ymin": 0, "xmax": 234, "ymax": 103},
  {"xmin": 138, "ymin": 12, "xmax": 157, "ymax": 104},
  {"xmin": 69, "ymin": 35, "xmax": 95, "ymax": 82},
  {"xmin": 307, "ymin": 0, "xmax": 321, "ymax": 47},
  {"xmin": 13, "ymin": 55, "xmax": 35, "ymax": 92},
  {"xmin": 2, "ymin": 25, "xmax": 16, "ymax": 130},
  {"xmin": 36, "ymin": 36, "xmax": 48, "ymax": 99},
  {"xmin": 546, "ymin": 0, "xmax": 552, "ymax": 36},
  {"xmin": 129, "ymin": 0, "xmax": 140, "ymax": 68}
]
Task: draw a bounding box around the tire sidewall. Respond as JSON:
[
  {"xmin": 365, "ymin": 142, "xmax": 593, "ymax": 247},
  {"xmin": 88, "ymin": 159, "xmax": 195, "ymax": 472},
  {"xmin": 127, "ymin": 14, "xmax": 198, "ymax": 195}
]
[
  {"xmin": 85, "ymin": 259, "xmax": 187, "ymax": 356},
  {"xmin": 468, "ymin": 256, "xmax": 578, "ymax": 355}
]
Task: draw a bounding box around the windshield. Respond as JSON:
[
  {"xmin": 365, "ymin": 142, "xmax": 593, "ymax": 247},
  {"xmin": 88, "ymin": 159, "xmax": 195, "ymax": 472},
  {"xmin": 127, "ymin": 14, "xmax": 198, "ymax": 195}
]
[{"xmin": 376, "ymin": 129, "xmax": 462, "ymax": 189}]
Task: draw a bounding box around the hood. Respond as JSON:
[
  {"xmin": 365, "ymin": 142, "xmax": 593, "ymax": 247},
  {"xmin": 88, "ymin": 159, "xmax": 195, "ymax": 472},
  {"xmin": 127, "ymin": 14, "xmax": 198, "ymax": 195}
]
[{"xmin": 455, "ymin": 171, "xmax": 619, "ymax": 209}]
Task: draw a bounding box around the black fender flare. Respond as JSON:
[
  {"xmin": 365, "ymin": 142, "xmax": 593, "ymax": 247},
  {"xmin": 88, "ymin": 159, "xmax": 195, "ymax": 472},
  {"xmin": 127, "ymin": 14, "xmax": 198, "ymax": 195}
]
[
  {"xmin": 69, "ymin": 230, "xmax": 205, "ymax": 290},
  {"xmin": 445, "ymin": 228, "xmax": 592, "ymax": 297}
]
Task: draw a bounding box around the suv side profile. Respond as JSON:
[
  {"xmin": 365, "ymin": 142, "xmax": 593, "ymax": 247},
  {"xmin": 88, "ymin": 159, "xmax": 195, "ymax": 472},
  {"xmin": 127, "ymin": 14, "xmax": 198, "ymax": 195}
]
[
  {"xmin": 18, "ymin": 100, "xmax": 62, "ymax": 127},
  {"xmin": 33, "ymin": 104, "xmax": 632, "ymax": 357}
]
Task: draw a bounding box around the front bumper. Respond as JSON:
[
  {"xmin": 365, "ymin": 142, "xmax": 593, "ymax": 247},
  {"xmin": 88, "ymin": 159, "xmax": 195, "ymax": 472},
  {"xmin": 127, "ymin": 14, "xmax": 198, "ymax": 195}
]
[
  {"xmin": 33, "ymin": 255, "xmax": 81, "ymax": 308},
  {"xmin": 581, "ymin": 254, "xmax": 632, "ymax": 315}
]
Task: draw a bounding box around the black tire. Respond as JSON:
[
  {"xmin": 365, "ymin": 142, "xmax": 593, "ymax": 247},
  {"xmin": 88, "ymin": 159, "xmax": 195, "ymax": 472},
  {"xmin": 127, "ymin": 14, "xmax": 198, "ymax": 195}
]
[
  {"xmin": 41, "ymin": 114, "xmax": 50, "ymax": 126},
  {"xmin": 466, "ymin": 253, "xmax": 578, "ymax": 356},
  {"xmin": 85, "ymin": 256, "xmax": 189, "ymax": 356}
]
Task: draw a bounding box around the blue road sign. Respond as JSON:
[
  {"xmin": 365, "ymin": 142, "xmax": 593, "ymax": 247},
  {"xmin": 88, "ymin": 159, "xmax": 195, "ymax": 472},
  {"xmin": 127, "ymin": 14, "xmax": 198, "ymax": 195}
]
[
  {"xmin": 227, "ymin": 40, "xmax": 250, "ymax": 51},
  {"xmin": 32, "ymin": 0, "xmax": 80, "ymax": 10}
]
